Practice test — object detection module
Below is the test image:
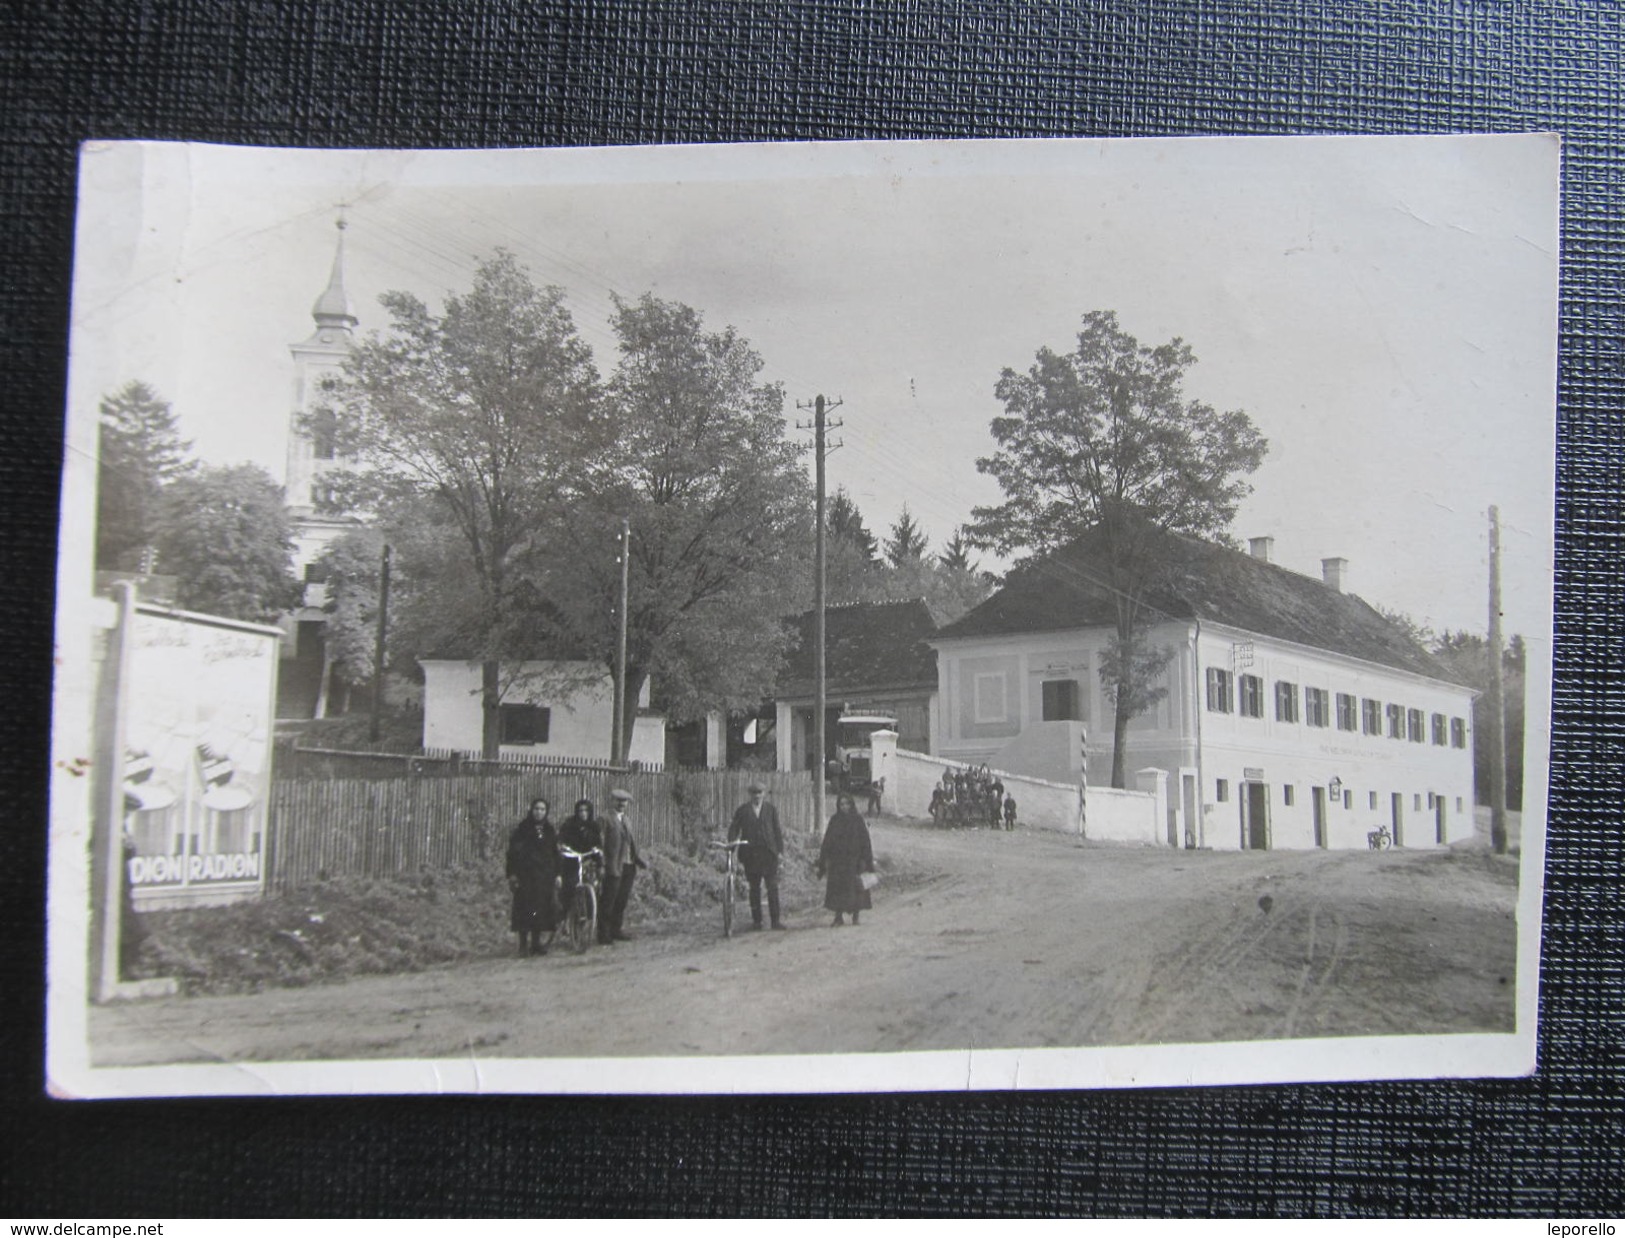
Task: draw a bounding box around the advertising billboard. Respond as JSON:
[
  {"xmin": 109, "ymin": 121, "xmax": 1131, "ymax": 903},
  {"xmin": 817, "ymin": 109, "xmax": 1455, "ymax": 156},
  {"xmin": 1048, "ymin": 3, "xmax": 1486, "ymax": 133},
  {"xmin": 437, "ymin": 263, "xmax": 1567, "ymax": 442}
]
[{"xmin": 121, "ymin": 608, "xmax": 279, "ymax": 908}]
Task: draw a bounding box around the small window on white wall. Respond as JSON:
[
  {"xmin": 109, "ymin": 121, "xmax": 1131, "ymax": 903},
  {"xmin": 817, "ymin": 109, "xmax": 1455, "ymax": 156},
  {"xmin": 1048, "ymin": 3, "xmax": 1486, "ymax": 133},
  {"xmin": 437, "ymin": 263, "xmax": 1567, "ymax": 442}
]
[
  {"xmin": 499, "ymin": 704, "xmax": 551, "ymax": 745},
  {"xmin": 1041, "ymin": 679, "xmax": 1081, "ymax": 721},
  {"xmin": 973, "ymin": 673, "xmax": 1008, "ymax": 723}
]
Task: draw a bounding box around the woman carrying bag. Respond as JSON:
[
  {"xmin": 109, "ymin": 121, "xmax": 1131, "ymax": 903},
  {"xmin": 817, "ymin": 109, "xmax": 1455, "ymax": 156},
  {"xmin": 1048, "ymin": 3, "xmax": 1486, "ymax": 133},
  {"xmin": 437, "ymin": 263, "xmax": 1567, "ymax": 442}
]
[{"xmin": 817, "ymin": 792, "xmax": 876, "ymax": 927}]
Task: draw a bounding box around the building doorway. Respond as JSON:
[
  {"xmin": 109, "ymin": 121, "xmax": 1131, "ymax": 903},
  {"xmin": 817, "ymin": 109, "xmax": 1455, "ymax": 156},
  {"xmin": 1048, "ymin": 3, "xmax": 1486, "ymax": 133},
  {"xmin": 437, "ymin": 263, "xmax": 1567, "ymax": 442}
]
[
  {"xmin": 1434, "ymin": 793, "xmax": 1447, "ymax": 844},
  {"xmin": 1312, "ymin": 785, "xmax": 1328, "ymax": 848},
  {"xmin": 1390, "ymin": 792, "xmax": 1405, "ymax": 848},
  {"xmin": 1242, "ymin": 781, "xmax": 1270, "ymax": 850}
]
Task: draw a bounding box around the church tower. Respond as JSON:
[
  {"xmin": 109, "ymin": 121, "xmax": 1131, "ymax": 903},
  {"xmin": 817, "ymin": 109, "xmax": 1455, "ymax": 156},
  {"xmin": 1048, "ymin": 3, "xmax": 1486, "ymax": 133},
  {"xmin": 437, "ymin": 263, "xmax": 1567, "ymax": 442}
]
[
  {"xmin": 285, "ymin": 217, "xmax": 361, "ymax": 582},
  {"xmin": 278, "ymin": 218, "xmax": 362, "ymax": 719}
]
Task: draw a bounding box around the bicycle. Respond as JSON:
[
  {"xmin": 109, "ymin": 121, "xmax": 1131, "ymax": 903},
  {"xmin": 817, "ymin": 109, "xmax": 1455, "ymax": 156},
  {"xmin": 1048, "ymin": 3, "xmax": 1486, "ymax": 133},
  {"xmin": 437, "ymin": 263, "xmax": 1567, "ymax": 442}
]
[
  {"xmin": 1367, "ymin": 824, "xmax": 1393, "ymax": 851},
  {"xmin": 557, "ymin": 845, "xmax": 604, "ymax": 953},
  {"xmin": 708, "ymin": 838, "xmax": 748, "ymax": 938}
]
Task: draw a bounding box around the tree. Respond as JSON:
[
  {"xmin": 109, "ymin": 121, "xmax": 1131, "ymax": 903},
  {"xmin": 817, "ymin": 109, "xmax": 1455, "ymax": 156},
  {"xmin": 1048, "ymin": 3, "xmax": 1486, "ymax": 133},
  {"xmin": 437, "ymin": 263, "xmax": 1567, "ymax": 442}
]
[
  {"xmin": 96, "ymin": 381, "xmax": 193, "ymax": 570},
  {"xmin": 938, "ymin": 526, "xmax": 979, "ymax": 573},
  {"xmin": 969, "ymin": 310, "xmax": 1268, "ymax": 787},
  {"xmin": 313, "ymin": 524, "xmax": 393, "ymax": 690},
  {"xmin": 825, "ymin": 486, "xmax": 887, "ymax": 604},
  {"xmin": 153, "ymin": 464, "xmax": 298, "ymax": 622},
  {"xmin": 1379, "ymin": 605, "xmax": 1436, "ymax": 653},
  {"xmin": 884, "ymin": 504, "xmax": 930, "ymax": 568},
  {"xmin": 827, "ymin": 487, "xmax": 879, "ymax": 561},
  {"xmin": 325, "ymin": 251, "xmax": 600, "ymax": 756},
  {"xmin": 553, "ymin": 293, "xmax": 813, "ymax": 754},
  {"xmin": 821, "ymin": 494, "xmax": 993, "ymax": 621},
  {"xmin": 1432, "ymin": 629, "xmax": 1526, "ymax": 810}
]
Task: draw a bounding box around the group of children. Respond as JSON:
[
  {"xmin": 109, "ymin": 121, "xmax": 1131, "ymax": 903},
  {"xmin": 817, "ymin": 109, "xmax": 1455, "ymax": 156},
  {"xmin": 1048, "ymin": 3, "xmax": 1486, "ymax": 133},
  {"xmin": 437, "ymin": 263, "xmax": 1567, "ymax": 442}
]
[{"xmin": 927, "ymin": 765, "xmax": 1017, "ymax": 830}]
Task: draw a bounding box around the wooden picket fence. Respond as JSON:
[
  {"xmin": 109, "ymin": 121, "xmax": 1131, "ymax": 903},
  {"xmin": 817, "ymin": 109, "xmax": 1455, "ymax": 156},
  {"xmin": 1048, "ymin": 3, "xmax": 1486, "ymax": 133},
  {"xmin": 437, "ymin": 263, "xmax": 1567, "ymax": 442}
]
[
  {"xmin": 274, "ymin": 743, "xmax": 632, "ymax": 781},
  {"xmin": 266, "ymin": 768, "xmax": 815, "ymax": 891}
]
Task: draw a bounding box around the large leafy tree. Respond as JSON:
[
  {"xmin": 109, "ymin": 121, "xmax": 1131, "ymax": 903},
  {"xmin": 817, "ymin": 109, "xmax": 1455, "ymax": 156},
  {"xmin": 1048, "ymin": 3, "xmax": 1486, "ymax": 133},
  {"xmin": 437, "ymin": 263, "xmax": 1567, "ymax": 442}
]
[
  {"xmin": 154, "ymin": 464, "xmax": 298, "ymax": 622},
  {"xmin": 970, "ymin": 310, "xmax": 1268, "ymax": 787},
  {"xmin": 553, "ymin": 293, "xmax": 813, "ymax": 753},
  {"xmin": 324, "ymin": 251, "xmax": 600, "ymax": 756},
  {"xmin": 96, "ymin": 380, "xmax": 193, "ymax": 570}
]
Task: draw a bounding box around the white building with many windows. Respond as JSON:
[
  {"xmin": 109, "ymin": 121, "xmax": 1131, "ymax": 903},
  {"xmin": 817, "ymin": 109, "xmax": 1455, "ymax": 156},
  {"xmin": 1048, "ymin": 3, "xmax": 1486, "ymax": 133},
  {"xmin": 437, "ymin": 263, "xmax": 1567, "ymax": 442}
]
[{"xmin": 929, "ymin": 530, "xmax": 1476, "ymax": 850}]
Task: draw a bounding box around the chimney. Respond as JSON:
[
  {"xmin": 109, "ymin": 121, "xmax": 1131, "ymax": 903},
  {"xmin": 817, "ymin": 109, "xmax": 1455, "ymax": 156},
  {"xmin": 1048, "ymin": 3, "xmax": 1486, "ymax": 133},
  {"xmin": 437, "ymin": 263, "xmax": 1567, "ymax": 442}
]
[
  {"xmin": 1248, "ymin": 536, "xmax": 1274, "ymax": 563},
  {"xmin": 1322, "ymin": 557, "xmax": 1349, "ymax": 593}
]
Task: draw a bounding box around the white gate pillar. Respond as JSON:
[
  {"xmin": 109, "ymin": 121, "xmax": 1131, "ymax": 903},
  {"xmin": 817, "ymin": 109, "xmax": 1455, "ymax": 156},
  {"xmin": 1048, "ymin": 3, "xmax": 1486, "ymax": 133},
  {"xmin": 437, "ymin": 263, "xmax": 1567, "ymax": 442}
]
[{"xmin": 1136, "ymin": 767, "xmax": 1171, "ymax": 846}]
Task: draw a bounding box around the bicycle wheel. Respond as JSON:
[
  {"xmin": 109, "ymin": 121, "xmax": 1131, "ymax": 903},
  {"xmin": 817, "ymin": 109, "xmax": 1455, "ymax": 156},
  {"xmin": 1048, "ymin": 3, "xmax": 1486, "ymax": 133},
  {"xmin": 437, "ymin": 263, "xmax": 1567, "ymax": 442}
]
[
  {"xmin": 1376, "ymin": 832, "xmax": 1392, "ymax": 851},
  {"xmin": 721, "ymin": 865, "xmax": 735, "ymax": 939},
  {"xmin": 569, "ymin": 885, "xmax": 597, "ymax": 953}
]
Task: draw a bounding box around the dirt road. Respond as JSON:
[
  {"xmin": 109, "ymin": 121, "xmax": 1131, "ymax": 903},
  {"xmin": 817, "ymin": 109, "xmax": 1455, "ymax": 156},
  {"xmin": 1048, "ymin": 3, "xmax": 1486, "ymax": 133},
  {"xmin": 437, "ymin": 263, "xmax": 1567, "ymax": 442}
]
[{"xmin": 91, "ymin": 821, "xmax": 1518, "ymax": 1065}]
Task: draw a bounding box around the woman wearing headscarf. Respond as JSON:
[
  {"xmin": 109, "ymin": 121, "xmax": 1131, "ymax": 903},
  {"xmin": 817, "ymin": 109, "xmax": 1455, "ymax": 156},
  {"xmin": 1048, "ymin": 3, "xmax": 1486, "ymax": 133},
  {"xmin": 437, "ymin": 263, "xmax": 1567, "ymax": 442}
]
[
  {"xmin": 557, "ymin": 798, "xmax": 602, "ymax": 924},
  {"xmin": 506, "ymin": 798, "xmax": 559, "ymax": 956},
  {"xmin": 817, "ymin": 792, "xmax": 875, "ymax": 927}
]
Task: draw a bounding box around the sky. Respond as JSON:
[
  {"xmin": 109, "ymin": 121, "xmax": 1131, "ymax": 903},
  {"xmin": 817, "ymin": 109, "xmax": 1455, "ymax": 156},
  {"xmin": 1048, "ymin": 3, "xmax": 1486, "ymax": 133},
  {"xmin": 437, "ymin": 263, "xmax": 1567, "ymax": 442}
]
[{"xmin": 67, "ymin": 135, "xmax": 1560, "ymax": 640}]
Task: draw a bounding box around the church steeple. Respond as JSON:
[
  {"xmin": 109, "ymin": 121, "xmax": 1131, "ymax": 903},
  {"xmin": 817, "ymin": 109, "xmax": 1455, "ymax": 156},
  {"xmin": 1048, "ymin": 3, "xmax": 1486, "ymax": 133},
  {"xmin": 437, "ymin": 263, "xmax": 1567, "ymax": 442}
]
[
  {"xmin": 288, "ymin": 214, "xmax": 359, "ymax": 522},
  {"xmin": 310, "ymin": 216, "xmax": 357, "ymax": 332}
]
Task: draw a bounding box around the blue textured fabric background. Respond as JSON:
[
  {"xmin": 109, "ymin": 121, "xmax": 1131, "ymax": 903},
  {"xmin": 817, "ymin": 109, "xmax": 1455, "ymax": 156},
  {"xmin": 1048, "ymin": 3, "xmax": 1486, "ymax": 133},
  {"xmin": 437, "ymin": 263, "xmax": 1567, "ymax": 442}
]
[{"xmin": 2, "ymin": 1, "xmax": 1620, "ymax": 1218}]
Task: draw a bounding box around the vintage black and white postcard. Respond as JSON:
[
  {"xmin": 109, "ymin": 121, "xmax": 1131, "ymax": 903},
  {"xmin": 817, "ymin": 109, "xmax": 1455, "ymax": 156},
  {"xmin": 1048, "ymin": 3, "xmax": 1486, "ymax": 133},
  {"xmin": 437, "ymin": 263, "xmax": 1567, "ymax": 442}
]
[{"xmin": 49, "ymin": 134, "xmax": 1557, "ymax": 1096}]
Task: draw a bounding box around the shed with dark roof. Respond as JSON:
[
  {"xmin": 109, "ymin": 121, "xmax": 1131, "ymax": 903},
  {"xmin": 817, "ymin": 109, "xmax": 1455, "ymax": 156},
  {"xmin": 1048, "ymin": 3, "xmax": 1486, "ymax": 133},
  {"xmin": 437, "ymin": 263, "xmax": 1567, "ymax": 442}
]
[{"xmin": 770, "ymin": 598, "xmax": 941, "ymax": 771}]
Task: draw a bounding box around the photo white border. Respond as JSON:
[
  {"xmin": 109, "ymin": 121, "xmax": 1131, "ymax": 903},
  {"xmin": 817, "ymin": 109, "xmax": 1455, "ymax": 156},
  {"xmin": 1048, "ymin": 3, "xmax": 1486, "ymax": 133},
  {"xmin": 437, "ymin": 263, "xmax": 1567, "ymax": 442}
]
[{"xmin": 47, "ymin": 134, "xmax": 1556, "ymax": 1098}]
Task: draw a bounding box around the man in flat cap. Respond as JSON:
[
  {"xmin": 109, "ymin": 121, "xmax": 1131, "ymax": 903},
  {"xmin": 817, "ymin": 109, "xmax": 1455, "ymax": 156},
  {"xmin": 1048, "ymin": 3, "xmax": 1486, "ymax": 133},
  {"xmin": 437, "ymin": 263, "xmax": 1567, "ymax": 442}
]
[
  {"xmin": 598, "ymin": 788, "xmax": 646, "ymax": 944},
  {"xmin": 729, "ymin": 780, "xmax": 786, "ymax": 930}
]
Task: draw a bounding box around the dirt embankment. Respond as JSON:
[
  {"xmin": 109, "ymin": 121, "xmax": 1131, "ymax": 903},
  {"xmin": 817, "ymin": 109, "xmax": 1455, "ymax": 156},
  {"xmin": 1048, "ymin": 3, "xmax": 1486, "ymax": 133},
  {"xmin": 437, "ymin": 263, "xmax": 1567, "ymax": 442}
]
[{"xmin": 96, "ymin": 816, "xmax": 1519, "ymax": 1066}]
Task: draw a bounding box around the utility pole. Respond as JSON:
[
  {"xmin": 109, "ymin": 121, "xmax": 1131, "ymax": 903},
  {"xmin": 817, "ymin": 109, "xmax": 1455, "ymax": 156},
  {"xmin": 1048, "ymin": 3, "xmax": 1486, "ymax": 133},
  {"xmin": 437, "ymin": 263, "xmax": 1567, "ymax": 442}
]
[
  {"xmin": 611, "ymin": 517, "xmax": 631, "ymax": 767},
  {"xmin": 796, "ymin": 394, "xmax": 843, "ymax": 837},
  {"xmin": 1487, "ymin": 506, "xmax": 1508, "ymax": 854},
  {"xmin": 369, "ymin": 543, "xmax": 391, "ymax": 744}
]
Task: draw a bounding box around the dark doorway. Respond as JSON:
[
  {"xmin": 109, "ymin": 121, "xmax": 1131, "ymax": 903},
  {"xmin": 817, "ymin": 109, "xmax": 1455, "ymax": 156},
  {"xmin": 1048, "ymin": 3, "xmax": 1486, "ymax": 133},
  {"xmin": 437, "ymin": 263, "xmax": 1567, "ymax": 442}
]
[
  {"xmin": 1312, "ymin": 785, "xmax": 1327, "ymax": 848},
  {"xmin": 1242, "ymin": 781, "xmax": 1270, "ymax": 849},
  {"xmin": 1391, "ymin": 792, "xmax": 1405, "ymax": 848},
  {"xmin": 294, "ymin": 619, "xmax": 325, "ymax": 662},
  {"xmin": 1434, "ymin": 793, "xmax": 1447, "ymax": 844}
]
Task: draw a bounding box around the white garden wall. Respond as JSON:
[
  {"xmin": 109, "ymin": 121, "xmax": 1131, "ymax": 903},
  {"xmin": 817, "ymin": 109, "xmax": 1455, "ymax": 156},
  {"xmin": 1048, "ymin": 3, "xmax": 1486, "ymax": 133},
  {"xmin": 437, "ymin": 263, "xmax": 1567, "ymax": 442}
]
[{"xmin": 869, "ymin": 730, "xmax": 1160, "ymax": 842}]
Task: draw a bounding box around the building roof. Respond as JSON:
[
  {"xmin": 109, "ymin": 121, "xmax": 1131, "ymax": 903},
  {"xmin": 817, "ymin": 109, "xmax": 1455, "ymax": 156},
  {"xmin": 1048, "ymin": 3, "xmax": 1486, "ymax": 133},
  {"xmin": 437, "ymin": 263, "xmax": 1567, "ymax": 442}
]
[
  {"xmin": 934, "ymin": 528, "xmax": 1463, "ymax": 685},
  {"xmin": 777, "ymin": 598, "xmax": 939, "ymax": 699}
]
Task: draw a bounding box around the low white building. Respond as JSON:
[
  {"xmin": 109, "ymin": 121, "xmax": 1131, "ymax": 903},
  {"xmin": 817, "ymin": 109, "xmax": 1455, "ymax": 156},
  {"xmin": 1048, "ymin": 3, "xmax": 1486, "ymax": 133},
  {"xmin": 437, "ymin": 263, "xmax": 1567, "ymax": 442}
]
[
  {"xmin": 930, "ymin": 531, "xmax": 1477, "ymax": 851},
  {"xmin": 419, "ymin": 659, "xmax": 666, "ymax": 768}
]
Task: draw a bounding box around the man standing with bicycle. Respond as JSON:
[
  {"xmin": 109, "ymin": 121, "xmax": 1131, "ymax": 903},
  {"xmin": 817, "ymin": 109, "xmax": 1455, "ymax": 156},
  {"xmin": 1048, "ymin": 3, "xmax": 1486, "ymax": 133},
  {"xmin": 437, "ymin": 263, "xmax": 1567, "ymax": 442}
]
[{"xmin": 729, "ymin": 780, "xmax": 786, "ymax": 931}]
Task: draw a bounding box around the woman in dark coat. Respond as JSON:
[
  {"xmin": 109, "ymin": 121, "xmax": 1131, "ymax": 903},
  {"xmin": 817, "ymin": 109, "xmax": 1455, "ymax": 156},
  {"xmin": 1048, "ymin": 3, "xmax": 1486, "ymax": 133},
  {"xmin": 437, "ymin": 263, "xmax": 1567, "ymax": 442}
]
[
  {"xmin": 557, "ymin": 798, "xmax": 601, "ymax": 923},
  {"xmin": 506, "ymin": 798, "xmax": 559, "ymax": 956},
  {"xmin": 817, "ymin": 792, "xmax": 875, "ymax": 927}
]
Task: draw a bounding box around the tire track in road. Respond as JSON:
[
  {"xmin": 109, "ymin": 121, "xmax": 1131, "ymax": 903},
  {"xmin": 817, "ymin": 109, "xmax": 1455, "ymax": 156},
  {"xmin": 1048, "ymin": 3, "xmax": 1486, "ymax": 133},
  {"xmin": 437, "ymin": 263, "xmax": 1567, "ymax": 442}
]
[{"xmin": 1279, "ymin": 904, "xmax": 1350, "ymax": 1041}]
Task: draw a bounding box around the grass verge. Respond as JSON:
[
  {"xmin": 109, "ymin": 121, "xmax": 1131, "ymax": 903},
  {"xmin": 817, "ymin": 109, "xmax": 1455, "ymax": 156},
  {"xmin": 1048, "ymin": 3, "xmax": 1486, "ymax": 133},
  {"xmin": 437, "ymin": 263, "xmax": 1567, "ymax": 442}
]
[{"xmin": 127, "ymin": 820, "xmax": 928, "ymax": 995}]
